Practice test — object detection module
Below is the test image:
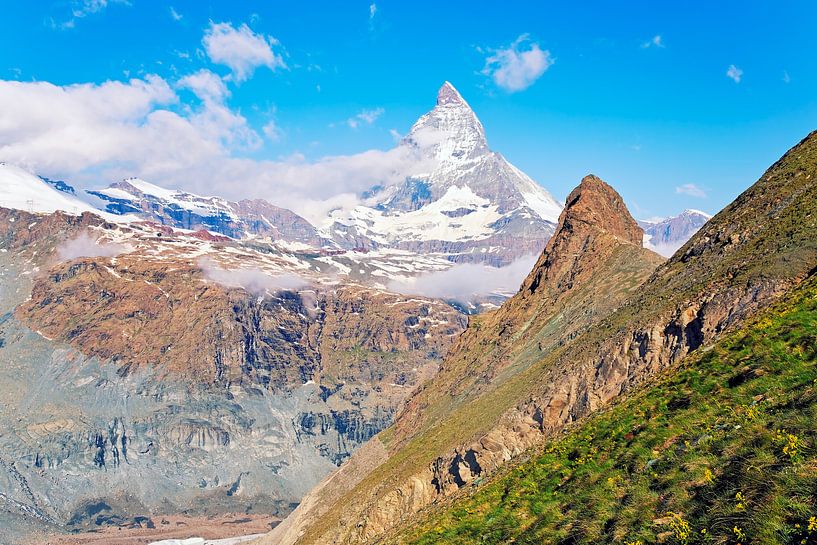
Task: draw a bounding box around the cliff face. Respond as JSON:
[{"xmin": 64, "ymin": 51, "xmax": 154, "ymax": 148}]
[
  {"xmin": 0, "ymin": 208, "xmax": 466, "ymax": 539},
  {"xmin": 16, "ymin": 257, "xmax": 462, "ymax": 389},
  {"xmin": 263, "ymin": 132, "xmax": 817, "ymax": 545}
]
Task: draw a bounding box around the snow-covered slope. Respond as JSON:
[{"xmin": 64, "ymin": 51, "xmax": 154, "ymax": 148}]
[
  {"xmin": 87, "ymin": 178, "xmax": 326, "ymax": 246},
  {"xmin": 323, "ymin": 82, "xmax": 562, "ymax": 265},
  {"xmin": 0, "ymin": 163, "xmax": 104, "ymax": 216},
  {"xmin": 640, "ymin": 209, "xmax": 712, "ymax": 257}
]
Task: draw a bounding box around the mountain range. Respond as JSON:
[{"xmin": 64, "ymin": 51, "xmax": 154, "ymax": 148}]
[
  {"xmin": 0, "ymin": 83, "xmax": 743, "ymax": 545},
  {"xmin": 1, "ymin": 82, "xmax": 706, "ymax": 286}
]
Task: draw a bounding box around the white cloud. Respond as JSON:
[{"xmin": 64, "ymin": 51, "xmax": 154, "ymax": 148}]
[
  {"xmin": 726, "ymin": 64, "xmax": 743, "ymax": 83},
  {"xmin": 369, "ymin": 3, "xmax": 377, "ymax": 19},
  {"xmin": 641, "ymin": 35, "xmax": 664, "ymax": 49},
  {"xmin": 169, "ymin": 6, "xmax": 183, "ymax": 21},
  {"xmin": 203, "ymin": 21, "xmax": 287, "ymax": 82},
  {"xmin": 177, "ymin": 69, "xmax": 229, "ymax": 102},
  {"xmin": 346, "ymin": 108, "xmax": 384, "ymax": 129},
  {"xmin": 482, "ymin": 34, "xmax": 554, "ymax": 92},
  {"xmin": 198, "ymin": 257, "xmax": 308, "ymax": 295},
  {"xmin": 783, "ymin": 70, "xmax": 791, "ymax": 84},
  {"xmin": 675, "ymin": 183, "xmax": 707, "ymax": 198},
  {"xmin": 387, "ymin": 255, "xmax": 537, "ymax": 302},
  {"xmin": 0, "ymin": 76, "xmax": 436, "ymax": 224}
]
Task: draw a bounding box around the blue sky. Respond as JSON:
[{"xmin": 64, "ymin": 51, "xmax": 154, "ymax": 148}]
[{"xmin": 1, "ymin": 0, "xmax": 816, "ymax": 220}]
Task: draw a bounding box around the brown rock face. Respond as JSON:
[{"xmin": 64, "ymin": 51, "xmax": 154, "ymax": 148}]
[
  {"xmin": 391, "ymin": 175, "xmax": 661, "ymax": 441},
  {"xmin": 0, "ymin": 208, "xmax": 111, "ymax": 254},
  {"xmin": 521, "ymin": 174, "xmax": 644, "ymax": 296},
  {"xmin": 16, "ymin": 255, "xmax": 465, "ymax": 391}
]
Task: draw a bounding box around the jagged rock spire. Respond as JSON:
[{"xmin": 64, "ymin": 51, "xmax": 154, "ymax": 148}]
[
  {"xmin": 560, "ymin": 175, "xmax": 643, "ymax": 246},
  {"xmin": 522, "ymin": 174, "xmax": 644, "ymax": 295}
]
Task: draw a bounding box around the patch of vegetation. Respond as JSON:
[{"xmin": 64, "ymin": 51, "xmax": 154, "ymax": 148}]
[{"xmin": 394, "ymin": 274, "xmax": 817, "ymax": 545}]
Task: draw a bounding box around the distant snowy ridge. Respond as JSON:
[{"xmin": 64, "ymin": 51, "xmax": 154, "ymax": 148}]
[
  {"xmin": 0, "ymin": 163, "xmax": 132, "ymax": 222},
  {"xmin": 640, "ymin": 208, "xmax": 712, "ymax": 257}
]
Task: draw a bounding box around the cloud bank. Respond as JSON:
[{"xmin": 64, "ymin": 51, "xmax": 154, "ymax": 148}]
[
  {"xmin": 198, "ymin": 258, "xmax": 308, "ymax": 295},
  {"xmin": 387, "ymin": 255, "xmax": 538, "ymax": 302},
  {"xmin": 56, "ymin": 232, "xmax": 132, "ymax": 262},
  {"xmin": 0, "ymin": 75, "xmax": 436, "ymax": 224}
]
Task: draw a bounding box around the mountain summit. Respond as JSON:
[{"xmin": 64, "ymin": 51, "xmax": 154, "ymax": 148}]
[
  {"xmin": 323, "ymin": 82, "xmax": 563, "ymax": 265},
  {"xmin": 435, "ymin": 81, "xmax": 467, "ymax": 106},
  {"xmin": 522, "ymin": 174, "xmax": 646, "ymax": 296}
]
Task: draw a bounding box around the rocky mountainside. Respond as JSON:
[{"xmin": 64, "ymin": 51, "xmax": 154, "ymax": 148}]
[
  {"xmin": 389, "ymin": 270, "xmax": 817, "ymax": 544},
  {"xmin": 640, "ymin": 208, "xmax": 712, "ymax": 257},
  {"xmin": 256, "ymin": 130, "xmax": 817, "ymax": 545},
  {"xmin": 257, "ymin": 174, "xmax": 664, "ymax": 545},
  {"xmin": 321, "ymin": 83, "xmax": 563, "ymax": 265},
  {"xmin": 0, "ymin": 205, "xmax": 466, "ymax": 542},
  {"xmin": 392, "ymin": 175, "xmax": 663, "ymax": 439}
]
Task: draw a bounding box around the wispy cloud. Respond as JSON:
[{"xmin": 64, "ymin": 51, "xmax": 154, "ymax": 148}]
[
  {"xmin": 263, "ymin": 119, "xmax": 283, "ymax": 142},
  {"xmin": 675, "ymin": 183, "xmax": 707, "ymax": 198},
  {"xmin": 346, "ymin": 108, "xmax": 384, "ymax": 129},
  {"xmin": 56, "ymin": 232, "xmax": 132, "ymax": 262},
  {"xmin": 783, "ymin": 70, "xmax": 791, "ymax": 84},
  {"xmin": 481, "ymin": 34, "xmax": 554, "ymax": 93},
  {"xmin": 49, "ymin": 0, "xmax": 130, "ymax": 30},
  {"xmin": 203, "ymin": 21, "xmax": 287, "ymax": 82},
  {"xmin": 177, "ymin": 69, "xmax": 229, "ymax": 102},
  {"xmin": 641, "ymin": 35, "xmax": 665, "ymax": 49},
  {"xmin": 198, "ymin": 258, "xmax": 308, "ymax": 295},
  {"xmin": 369, "ymin": 3, "xmax": 377, "ymax": 19},
  {"xmin": 726, "ymin": 64, "xmax": 743, "ymax": 83},
  {"xmin": 169, "ymin": 6, "xmax": 183, "ymax": 21}
]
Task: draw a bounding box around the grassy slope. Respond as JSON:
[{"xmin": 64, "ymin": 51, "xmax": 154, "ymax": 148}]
[{"xmin": 393, "ymin": 273, "xmax": 817, "ymax": 545}]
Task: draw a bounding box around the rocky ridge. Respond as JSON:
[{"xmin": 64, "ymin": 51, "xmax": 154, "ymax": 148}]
[{"xmin": 258, "ymin": 131, "xmax": 817, "ymax": 545}]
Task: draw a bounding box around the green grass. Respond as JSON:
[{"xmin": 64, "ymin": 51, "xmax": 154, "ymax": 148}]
[{"xmin": 392, "ymin": 274, "xmax": 817, "ymax": 545}]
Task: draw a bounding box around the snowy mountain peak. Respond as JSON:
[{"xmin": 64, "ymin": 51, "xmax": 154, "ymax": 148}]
[
  {"xmin": 641, "ymin": 208, "xmax": 712, "ymax": 257},
  {"xmin": 406, "ymin": 82, "xmax": 487, "ymax": 161},
  {"xmin": 323, "ymin": 82, "xmax": 563, "ymax": 264},
  {"xmin": 436, "ymin": 81, "xmax": 467, "ymax": 107}
]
